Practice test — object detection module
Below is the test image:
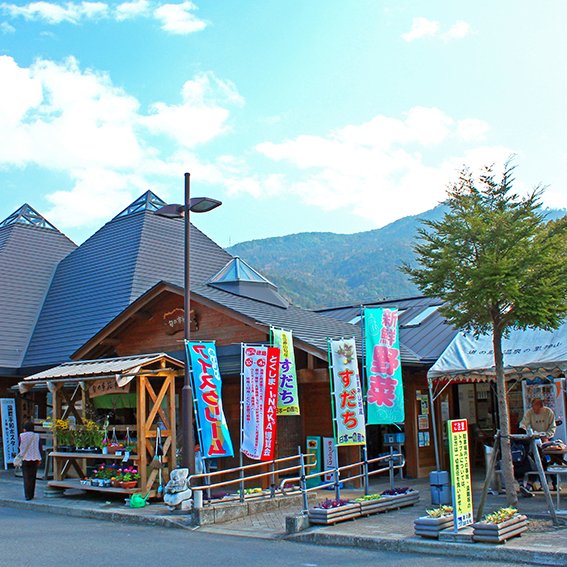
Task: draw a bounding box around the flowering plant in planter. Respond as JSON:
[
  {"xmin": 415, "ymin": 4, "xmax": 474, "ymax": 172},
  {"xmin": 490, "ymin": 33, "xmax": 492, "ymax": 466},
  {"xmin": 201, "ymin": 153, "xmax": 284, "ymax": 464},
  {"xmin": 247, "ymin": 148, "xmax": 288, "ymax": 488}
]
[
  {"xmin": 381, "ymin": 486, "xmax": 412, "ymax": 496},
  {"xmin": 317, "ymin": 498, "xmax": 351, "ymax": 509},
  {"xmin": 355, "ymin": 494, "xmax": 382, "ymax": 502},
  {"xmin": 121, "ymin": 466, "xmax": 140, "ymax": 482},
  {"xmin": 426, "ymin": 505, "xmax": 453, "ymax": 518},
  {"xmin": 483, "ymin": 507, "xmax": 517, "ymax": 524}
]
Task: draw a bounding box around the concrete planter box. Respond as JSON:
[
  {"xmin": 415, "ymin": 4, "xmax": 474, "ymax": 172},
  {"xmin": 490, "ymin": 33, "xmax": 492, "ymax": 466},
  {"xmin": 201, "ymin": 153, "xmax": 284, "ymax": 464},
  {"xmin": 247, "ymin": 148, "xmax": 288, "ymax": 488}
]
[
  {"xmin": 414, "ymin": 514, "xmax": 454, "ymax": 538},
  {"xmin": 472, "ymin": 514, "xmax": 528, "ymax": 544},
  {"xmin": 308, "ymin": 502, "xmax": 361, "ymax": 525}
]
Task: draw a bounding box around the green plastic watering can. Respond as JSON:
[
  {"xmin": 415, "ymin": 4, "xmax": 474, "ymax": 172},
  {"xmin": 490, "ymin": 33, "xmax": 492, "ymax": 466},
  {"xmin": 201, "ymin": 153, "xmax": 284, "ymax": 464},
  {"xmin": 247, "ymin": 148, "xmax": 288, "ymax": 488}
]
[{"xmin": 129, "ymin": 491, "xmax": 151, "ymax": 508}]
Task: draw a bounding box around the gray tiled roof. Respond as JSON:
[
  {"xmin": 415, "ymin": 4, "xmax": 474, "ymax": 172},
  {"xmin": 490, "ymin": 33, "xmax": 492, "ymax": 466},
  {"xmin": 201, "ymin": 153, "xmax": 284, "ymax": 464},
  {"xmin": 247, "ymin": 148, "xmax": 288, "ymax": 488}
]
[
  {"xmin": 0, "ymin": 216, "xmax": 76, "ymax": 369},
  {"xmin": 24, "ymin": 353, "xmax": 182, "ymax": 382},
  {"xmin": 316, "ymin": 296, "xmax": 457, "ymax": 365},
  {"xmin": 23, "ymin": 205, "xmax": 231, "ymax": 368}
]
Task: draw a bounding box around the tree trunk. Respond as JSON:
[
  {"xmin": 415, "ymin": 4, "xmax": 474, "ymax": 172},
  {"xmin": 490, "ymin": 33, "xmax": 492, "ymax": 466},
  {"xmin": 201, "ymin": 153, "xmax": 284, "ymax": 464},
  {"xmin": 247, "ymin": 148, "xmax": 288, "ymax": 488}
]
[{"xmin": 493, "ymin": 324, "xmax": 518, "ymax": 506}]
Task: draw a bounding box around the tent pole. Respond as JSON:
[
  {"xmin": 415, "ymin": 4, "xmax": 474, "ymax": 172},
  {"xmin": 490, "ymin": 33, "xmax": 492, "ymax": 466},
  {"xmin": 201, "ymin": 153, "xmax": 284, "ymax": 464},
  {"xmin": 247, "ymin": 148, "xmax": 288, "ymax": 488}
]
[{"xmin": 428, "ymin": 377, "xmax": 441, "ymax": 471}]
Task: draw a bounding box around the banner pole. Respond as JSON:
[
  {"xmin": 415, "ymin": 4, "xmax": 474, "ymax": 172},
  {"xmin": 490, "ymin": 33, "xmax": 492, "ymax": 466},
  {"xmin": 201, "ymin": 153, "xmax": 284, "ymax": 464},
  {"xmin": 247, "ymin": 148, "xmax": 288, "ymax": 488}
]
[
  {"xmin": 428, "ymin": 377, "xmax": 441, "ymax": 471},
  {"xmin": 240, "ymin": 343, "xmax": 245, "ymax": 502},
  {"xmin": 327, "ymin": 337, "xmax": 341, "ymax": 500},
  {"xmin": 360, "ymin": 306, "xmax": 370, "ymax": 495}
]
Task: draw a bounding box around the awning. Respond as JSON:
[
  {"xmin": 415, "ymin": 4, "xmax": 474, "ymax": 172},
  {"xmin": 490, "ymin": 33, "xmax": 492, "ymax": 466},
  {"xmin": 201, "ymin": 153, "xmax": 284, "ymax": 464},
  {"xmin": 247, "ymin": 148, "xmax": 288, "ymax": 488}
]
[
  {"xmin": 428, "ymin": 322, "xmax": 567, "ymax": 383},
  {"xmin": 18, "ymin": 353, "xmax": 184, "ymax": 393}
]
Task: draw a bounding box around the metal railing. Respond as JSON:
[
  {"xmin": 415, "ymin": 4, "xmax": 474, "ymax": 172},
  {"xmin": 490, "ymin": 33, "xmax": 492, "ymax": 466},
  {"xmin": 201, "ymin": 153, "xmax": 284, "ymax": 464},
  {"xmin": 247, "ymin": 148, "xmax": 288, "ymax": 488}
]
[
  {"xmin": 281, "ymin": 448, "xmax": 405, "ymax": 513},
  {"xmin": 187, "ymin": 451, "xmax": 315, "ymax": 507},
  {"xmin": 187, "ymin": 447, "xmax": 404, "ymax": 512}
]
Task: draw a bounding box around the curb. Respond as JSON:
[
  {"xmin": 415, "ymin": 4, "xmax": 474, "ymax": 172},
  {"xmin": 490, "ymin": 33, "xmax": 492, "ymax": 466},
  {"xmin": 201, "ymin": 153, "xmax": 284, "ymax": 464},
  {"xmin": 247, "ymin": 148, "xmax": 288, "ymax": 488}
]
[
  {"xmin": 0, "ymin": 497, "xmax": 190, "ymax": 530},
  {"xmin": 288, "ymin": 530, "xmax": 567, "ymax": 566}
]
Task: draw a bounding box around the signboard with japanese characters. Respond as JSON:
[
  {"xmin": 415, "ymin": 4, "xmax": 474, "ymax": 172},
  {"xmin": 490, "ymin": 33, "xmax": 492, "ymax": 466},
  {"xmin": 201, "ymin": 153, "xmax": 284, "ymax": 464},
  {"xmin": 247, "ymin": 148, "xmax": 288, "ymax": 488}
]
[
  {"xmin": 364, "ymin": 308, "xmax": 405, "ymax": 424},
  {"xmin": 186, "ymin": 341, "xmax": 234, "ymax": 459},
  {"xmin": 271, "ymin": 327, "xmax": 300, "ymax": 415},
  {"xmin": 241, "ymin": 344, "xmax": 280, "ymax": 461},
  {"xmin": 448, "ymin": 419, "xmax": 474, "ymax": 530},
  {"xmin": 322, "ymin": 436, "xmax": 336, "ymax": 482},
  {"xmin": 88, "ymin": 378, "xmax": 129, "ymax": 398},
  {"xmin": 328, "ymin": 337, "xmax": 366, "ymax": 446},
  {"xmin": 1, "ymin": 398, "xmax": 18, "ymax": 469}
]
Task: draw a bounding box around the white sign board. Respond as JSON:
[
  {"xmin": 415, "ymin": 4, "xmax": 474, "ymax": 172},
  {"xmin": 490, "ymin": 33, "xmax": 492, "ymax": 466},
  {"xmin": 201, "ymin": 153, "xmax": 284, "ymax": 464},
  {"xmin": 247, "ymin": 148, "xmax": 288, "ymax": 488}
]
[{"xmin": 1, "ymin": 399, "xmax": 18, "ymax": 469}]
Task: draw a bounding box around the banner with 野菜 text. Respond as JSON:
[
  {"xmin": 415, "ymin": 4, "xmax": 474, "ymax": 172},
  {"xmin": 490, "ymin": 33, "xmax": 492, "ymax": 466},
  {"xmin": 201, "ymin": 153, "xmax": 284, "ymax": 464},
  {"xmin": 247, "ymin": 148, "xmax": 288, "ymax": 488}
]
[{"xmin": 364, "ymin": 308, "xmax": 405, "ymax": 424}]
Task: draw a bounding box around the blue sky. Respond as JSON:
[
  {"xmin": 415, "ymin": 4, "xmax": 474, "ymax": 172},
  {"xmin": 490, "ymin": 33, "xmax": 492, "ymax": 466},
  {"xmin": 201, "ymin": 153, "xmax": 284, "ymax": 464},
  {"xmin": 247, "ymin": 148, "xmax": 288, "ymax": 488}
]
[{"xmin": 0, "ymin": 0, "xmax": 566, "ymax": 246}]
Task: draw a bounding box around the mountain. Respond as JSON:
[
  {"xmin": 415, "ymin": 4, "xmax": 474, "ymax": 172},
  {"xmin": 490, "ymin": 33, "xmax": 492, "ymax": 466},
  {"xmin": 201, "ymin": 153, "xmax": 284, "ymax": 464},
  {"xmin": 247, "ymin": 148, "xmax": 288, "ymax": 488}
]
[{"xmin": 227, "ymin": 205, "xmax": 567, "ymax": 309}]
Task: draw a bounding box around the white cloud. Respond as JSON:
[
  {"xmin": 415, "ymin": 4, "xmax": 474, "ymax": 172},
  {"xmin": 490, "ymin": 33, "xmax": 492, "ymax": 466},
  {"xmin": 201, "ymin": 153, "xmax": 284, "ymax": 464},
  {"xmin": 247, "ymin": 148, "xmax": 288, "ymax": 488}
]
[
  {"xmin": 115, "ymin": 0, "xmax": 150, "ymax": 21},
  {"xmin": 402, "ymin": 16, "xmax": 471, "ymax": 42},
  {"xmin": 401, "ymin": 17, "xmax": 440, "ymax": 42},
  {"xmin": 254, "ymin": 108, "xmax": 511, "ymax": 228},
  {"xmin": 141, "ymin": 72, "xmax": 243, "ymax": 147},
  {"xmin": 153, "ymin": 1, "xmax": 205, "ymax": 34},
  {"xmin": 445, "ymin": 20, "xmax": 471, "ymax": 40},
  {"xmin": 0, "ymin": 55, "xmax": 242, "ymax": 227},
  {"xmin": 1, "ymin": 1, "xmax": 108, "ymax": 24},
  {"xmin": 0, "ymin": 1, "xmax": 207, "ymax": 34},
  {"xmin": 0, "ymin": 20, "xmax": 15, "ymax": 32}
]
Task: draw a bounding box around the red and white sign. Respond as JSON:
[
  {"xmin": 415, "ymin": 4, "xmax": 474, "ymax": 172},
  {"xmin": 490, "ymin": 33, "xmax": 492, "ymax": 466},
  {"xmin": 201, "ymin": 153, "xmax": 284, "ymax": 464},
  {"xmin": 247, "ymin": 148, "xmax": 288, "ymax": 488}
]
[{"xmin": 241, "ymin": 345, "xmax": 280, "ymax": 461}]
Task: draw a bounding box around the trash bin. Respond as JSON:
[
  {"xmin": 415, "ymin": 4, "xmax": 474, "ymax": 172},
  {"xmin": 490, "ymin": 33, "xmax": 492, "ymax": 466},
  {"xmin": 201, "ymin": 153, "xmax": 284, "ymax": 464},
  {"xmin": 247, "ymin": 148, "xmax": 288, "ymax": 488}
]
[{"xmin": 429, "ymin": 470, "xmax": 451, "ymax": 505}]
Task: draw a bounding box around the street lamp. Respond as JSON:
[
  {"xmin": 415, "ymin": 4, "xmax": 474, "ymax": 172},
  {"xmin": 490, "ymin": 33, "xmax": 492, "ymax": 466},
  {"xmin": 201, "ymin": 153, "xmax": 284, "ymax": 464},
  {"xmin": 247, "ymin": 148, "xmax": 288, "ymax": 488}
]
[{"xmin": 155, "ymin": 172, "xmax": 222, "ymax": 472}]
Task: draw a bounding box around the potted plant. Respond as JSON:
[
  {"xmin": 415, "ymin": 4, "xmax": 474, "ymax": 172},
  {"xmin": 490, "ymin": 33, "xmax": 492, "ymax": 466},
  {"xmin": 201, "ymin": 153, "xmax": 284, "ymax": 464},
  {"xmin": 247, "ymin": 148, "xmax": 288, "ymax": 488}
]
[
  {"xmin": 414, "ymin": 505, "xmax": 454, "ymax": 538},
  {"xmin": 472, "ymin": 507, "xmax": 528, "ymax": 543},
  {"xmin": 48, "ymin": 418, "xmax": 74, "ymax": 451},
  {"xmin": 308, "ymin": 498, "xmax": 361, "ymax": 525},
  {"xmin": 119, "ymin": 466, "xmax": 140, "ymax": 489}
]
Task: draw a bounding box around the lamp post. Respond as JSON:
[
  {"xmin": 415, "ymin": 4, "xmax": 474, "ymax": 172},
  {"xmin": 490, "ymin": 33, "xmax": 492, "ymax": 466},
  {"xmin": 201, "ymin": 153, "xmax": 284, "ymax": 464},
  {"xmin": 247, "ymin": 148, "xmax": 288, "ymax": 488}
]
[{"xmin": 155, "ymin": 172, "xmax": 222, "ymax": 472}]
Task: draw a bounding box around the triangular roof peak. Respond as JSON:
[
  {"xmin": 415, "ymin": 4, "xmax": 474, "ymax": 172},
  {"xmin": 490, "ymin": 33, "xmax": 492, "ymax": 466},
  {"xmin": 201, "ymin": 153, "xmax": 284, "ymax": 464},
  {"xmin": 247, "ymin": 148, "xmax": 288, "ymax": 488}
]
[
  {"xmin": 208, "ymin": 257, "xmax": 275, "ymax": 286},
  {"xmin": 0, "ymin": 204, "xmax": 60, "ymax": 232},
  {"xmin": 114, "ymin": 190, "xmax": 167, "ymax": 219}
]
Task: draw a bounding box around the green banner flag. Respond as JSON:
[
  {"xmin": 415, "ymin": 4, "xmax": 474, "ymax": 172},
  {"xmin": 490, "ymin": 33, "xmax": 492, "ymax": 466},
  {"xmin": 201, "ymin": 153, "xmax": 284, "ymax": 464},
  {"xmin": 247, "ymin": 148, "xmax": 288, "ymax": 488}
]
[
  {"xmin": 271, "ymin": 327, "xmax": 300, "ymax": 415},
  {"xmin": 364, "ymin": 307, "xmax": 404, "ymax": 424}
]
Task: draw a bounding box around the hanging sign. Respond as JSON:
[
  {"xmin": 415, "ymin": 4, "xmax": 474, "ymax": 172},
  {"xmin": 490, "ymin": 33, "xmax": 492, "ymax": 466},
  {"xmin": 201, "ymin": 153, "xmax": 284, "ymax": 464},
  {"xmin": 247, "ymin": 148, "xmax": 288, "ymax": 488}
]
[
  {"xmin": 1, "ymin": 398, "xmax": 19, "ymax": 469},
  {"xmin": 271, "ymin": 328, "xmax": 300, "ymax": 415},
  {"xmin": 448, "ymin": 419, "xmax": 474, "ymax": 530},
  {"xmin": 364, "ymin": 308, "xmax": 405, "ymax": 424},
  {"xmin": 322, "ymin": 437, "xmax": 336, "ymax": 482},
  {"xmin": 328, "ymin": 337, "xmax": 366, "ymax": 446},
  {"xmin": 241, "ymin": 345, "xmax": 280, "ymax": 461},
  {"xmin": 186, "ymin": 341, "xmax": 234, "ymax": 459},
  {"xmin": 88, "ymin": 378, "xmax": 128, "ymax": 398}
]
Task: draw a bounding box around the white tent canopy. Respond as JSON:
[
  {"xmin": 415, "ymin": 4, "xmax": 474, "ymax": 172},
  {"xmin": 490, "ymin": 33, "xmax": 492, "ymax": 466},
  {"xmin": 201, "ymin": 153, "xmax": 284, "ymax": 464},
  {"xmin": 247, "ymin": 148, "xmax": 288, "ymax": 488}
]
[{"xmin": 428, "ymin": 322, "xmax": 567, "ymax": 382}]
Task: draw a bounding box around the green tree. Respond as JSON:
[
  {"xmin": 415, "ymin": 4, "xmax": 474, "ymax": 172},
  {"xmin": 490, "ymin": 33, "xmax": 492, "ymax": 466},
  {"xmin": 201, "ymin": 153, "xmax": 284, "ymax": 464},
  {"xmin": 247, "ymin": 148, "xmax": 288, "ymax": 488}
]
[{"xmin": 404, "ymin": 162, "xmax": 567, "ymax": 506}]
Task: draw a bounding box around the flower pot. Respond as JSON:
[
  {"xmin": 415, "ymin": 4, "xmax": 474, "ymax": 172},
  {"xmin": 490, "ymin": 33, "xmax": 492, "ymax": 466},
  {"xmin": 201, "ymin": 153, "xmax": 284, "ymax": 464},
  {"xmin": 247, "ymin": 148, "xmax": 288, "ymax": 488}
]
[
  {"xmin": 414, "ymin": 515, "xmax": 454, "ymax": 538},
  {"xmin": 120, "ymin": 481, "xmax": 138, "ymax": 489},
  {"xmin": 111, "ymin": 479, "xmax": 121, "ymax": 488},
  {"xmin": 308, "ymin": 502, "xmax": 361, "ymax": 525},
  {"xmin": 472, "ymin": 514, "xmax": 528, "ymax": 543}
]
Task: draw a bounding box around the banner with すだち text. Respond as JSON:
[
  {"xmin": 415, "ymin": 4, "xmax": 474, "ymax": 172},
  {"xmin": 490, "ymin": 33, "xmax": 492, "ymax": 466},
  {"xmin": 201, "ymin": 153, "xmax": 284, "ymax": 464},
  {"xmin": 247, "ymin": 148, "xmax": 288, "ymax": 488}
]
[
  {"xmin": 271, "ymin": 328, "xmax": 300, "ymax": 415},
  {"xmin": 328, "ymin": 337, "xmax": 366, "ymax": 446}
]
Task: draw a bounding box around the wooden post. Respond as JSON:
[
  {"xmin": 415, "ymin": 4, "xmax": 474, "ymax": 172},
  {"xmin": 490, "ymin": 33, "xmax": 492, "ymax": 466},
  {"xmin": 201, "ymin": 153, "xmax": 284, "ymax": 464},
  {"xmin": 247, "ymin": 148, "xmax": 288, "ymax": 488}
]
[
  {"xmin": 137, "ymin": 374, "xmax": 147, "ymax": 494},
  {"xmin": 476, "ymin": 433, "xmax": 500, "ymax": 521}
]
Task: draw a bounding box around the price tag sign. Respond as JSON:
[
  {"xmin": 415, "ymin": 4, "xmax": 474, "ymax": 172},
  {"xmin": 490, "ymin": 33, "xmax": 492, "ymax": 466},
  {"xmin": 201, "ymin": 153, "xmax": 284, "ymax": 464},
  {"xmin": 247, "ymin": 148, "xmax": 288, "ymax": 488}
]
[{"xmin": 448, "ymin": 418, "xmax": 473, "ymax": 530}]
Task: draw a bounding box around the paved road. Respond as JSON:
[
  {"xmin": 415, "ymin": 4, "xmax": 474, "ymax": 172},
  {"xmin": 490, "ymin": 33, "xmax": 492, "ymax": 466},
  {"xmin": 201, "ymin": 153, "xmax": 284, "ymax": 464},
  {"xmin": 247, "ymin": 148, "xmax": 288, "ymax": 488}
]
[{"xmin": 2, "ymin": 507, "xmax": 516, "ymax": 567}]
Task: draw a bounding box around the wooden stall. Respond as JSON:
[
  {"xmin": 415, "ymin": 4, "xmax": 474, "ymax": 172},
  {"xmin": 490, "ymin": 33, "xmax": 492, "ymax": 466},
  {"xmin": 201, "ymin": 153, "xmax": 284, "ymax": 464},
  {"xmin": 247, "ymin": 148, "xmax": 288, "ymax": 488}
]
[{"xmin": 18, "ymin": 353, "xmax": 183, "ymax": 497}]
